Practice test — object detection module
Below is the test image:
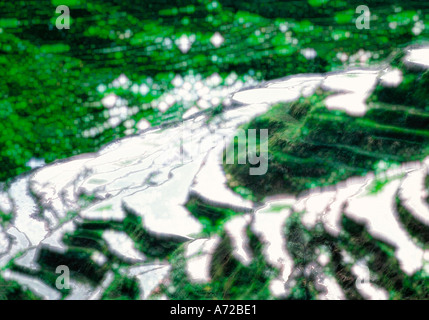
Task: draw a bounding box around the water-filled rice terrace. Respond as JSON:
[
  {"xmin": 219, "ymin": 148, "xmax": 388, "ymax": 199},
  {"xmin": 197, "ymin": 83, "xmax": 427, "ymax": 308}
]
[{"xmin": 1, "ymin": 1, "xmax": 429, "ymax": 300}]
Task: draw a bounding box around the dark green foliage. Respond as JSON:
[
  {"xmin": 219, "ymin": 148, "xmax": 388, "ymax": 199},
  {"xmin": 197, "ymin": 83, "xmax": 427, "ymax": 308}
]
[
  {"xmin": 370, "ymin": 49, "xmax": 429, "ymax": 111},
  {"xmin": 338, "ymin": 215, "xmax": 429, "ymax": 299},
  {"xmin": 102, "ymin": 274, "xmax": 140, "ymax": 300},
  {"xmin": 396, "ymin": 197, "xmax": 429, "ymax": 244},
  {"xmin": 2, "ymin": 1, "xmax": 429, "ymax": 182},
  {"xmin": 282, "ymin": 208, "xmax": 429, "ymax": 300},
  {"xmin": 426, "ymin": 175, "xmax": 429, "ymax": 203},
  {"xmin": 122, "ymin": 210, "xmax": 186, "ymax": 259},
  {"xmin": 38, "ymin": 246, "xmax": 108, "ymax": 284},
  {"xmin": 61, "ymin": 228, "xmax": 128, "ymax": 266},
  {"xmin": 287, "ymin": 276, "xmax": 318, "ymax": 300},
  {"xmin": 9, "ymin": 263, "xmax": 71, "ymax": 298},
  {"xmin": 0, "ymin": 210, "xmax": 12, "ymax": 227},
  {"xmin": 285, "ymin": 211, "xmax": 346, "ymax": 300},
  {"xmin": 3, "ymin": 0, "xmax": 429, "ymax": 301},
  {"xmin": 185, "ymin": 195, "xmax": 245, "ymax": 236},
  {"xmin": 0, "ymin": 31, "xmax": 113, "ymax": 181},
  {"xmin": 0, "ymin": 275, "xmax": 40, "ymax": 300},
  {"xmin": 167, "ymin": 228, "xmax": 277, "ymax": 300},
  {"xmin": 286, "ymin": 212, "xmax": 316, "ymax": 269},
  {"xmin": 330, "ymin": 252, "xmax": 363, "ymax": 300},
  {"xmin": 225, "ymin": 87, "xmax": 429, "ymax": 197},
  {"xmin": 63, "ymin": 229, "xmax": 105, "ymax": 252}
]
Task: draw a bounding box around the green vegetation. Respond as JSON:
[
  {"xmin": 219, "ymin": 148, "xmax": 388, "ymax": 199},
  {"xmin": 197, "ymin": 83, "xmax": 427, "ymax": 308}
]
[
  {"xmin": 367, "ymin": 174, "xmax": 403, "ymax": 195},
  {"xmin": 166, "ymin": 227, "xmax": 278, "ymax": 300},
  {"xmin": 37, "ymin": 247, "xmax": 108, "ymax": 284},
  {"xmin": 225, "ymin": 82, "xmax": 429, "ymax": 197},
  {"xmin": 0, "ymin": 275, "xmax": 40, "ymax": 300},
  {"xmin": 3, "ymin": 0, "xmax": 429, "ymax": 301},
  {"xmin": 285, "ymin": 211, "xmax": 339, "ymax": 300},
  {"xmin": 370, "ymin": 51, "xmax": 429, "ymax": 110},
  {"xmin": 0, "ymin": 210, "xmax": 12, "ymax": 228},
  {"xmin": 396, "ymin": 197, "xmax": 429, "ymax": 244},
  {"xmin": 282, "ymin": 208, "xmax": 429, "ymax": 300},
  {"xmin": 2, "ymin": 1, "xmax": 429, "ymax": 182},
  {"xmin": 102, "ymin": 273, "xmax": 140, "ymax": 300},
  {"xmin": 121, "ymin": 211, "xmax": 187, "ymax": 259},
  {"xmin": 185, "ymin": 195, "xmax": 246, "ymax": 236},
  {"xmin": 339, "ymin": 215, "xmax": 429, "ymax": 300}
]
